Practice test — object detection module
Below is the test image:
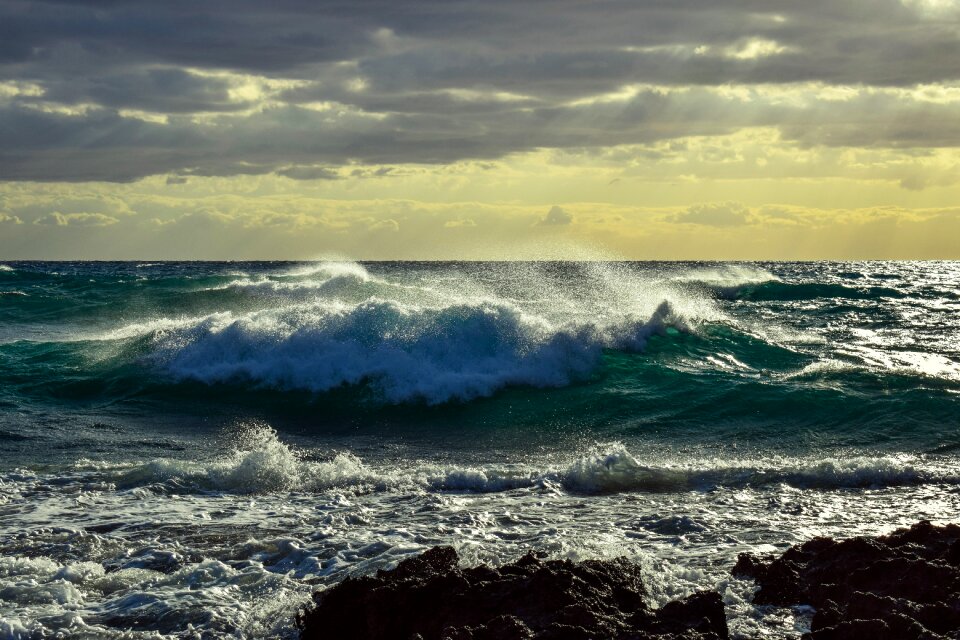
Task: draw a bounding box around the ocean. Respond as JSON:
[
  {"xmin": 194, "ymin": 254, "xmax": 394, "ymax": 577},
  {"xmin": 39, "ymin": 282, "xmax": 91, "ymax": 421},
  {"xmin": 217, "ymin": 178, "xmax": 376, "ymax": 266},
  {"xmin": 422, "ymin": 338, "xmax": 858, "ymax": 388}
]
[{"xmin": 1, "ymin": 260, "xmax": 958, "ymax": 638}]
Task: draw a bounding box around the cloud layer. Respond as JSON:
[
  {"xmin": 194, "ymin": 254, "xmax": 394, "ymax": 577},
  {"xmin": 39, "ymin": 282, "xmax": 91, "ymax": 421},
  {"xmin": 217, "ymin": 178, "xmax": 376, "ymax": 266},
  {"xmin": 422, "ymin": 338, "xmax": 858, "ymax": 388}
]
[{"xmin": 2, "ymin": 0, "xmax": 960, "ymax": 181}]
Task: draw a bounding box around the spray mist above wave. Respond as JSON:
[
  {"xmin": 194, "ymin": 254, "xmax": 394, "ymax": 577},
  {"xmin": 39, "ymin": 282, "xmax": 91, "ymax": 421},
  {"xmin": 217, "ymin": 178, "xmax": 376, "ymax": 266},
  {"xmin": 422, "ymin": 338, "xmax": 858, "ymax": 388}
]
[
  {"xmin": 212, "ymin": 261, "xmax": 376, "ymax": 294},
  {"xmin": 667, "ymin": 264, "xmax": 778, "ymax": 289},
  {"xmin": 131, "ymin": 261, "xmax": 728, "ymax": 403},
  {"xmin": 282, "ymin": 260, "xmax": 372, "ymax": 280}
]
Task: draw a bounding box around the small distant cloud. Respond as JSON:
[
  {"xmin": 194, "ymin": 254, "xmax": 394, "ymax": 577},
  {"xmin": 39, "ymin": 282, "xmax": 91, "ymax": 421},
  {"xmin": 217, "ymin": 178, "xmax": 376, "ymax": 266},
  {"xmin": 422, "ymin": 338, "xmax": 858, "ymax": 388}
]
[
  {"xmin": 276, "ymin": 166, "xmax": 340, "ymax": 181},
  {"xmin": 368, "ymin": 218, "xmax": 399, "ymax": 232},
  {"xmin": 34, "ymin": 212, "xmax": 120, "ymax": 227},
  {"xmin": 166, "ymin": 175, "xmax": 189, "ymax": 185},
  {"xmin": 899, "ymin": 176, "xmax": 926, "ymax": 190},
  {"xmin": 721, "ymin": 38, "xmax": 792, "ymax": 60},
  {"xmin": 674, "ymin": 202, "xmax": 750, "ymax": 227},
  {"xmin": 0, "ymin": 213, "xmax": 22, "ymax": 225},
  {"xmin": 540, "ymin": 205, "xmax": 573, "ymax": 225},
  {"xmin": 350, "ymin": 166, "xmax": 395, "ymax": 178},
  {"xmin": 756, "ymin": 206, "xmax": 805, "ymax": 226},
  {"xmin": 444, "ymin": 218, "xmax": 477, "ymax": 228}
]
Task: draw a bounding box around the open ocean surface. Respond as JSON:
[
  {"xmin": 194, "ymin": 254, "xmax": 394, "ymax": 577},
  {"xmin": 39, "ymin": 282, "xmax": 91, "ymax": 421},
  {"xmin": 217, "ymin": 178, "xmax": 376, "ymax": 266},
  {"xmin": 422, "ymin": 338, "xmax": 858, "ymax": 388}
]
[{"xmin": 1, "ymin": 260, "xmax": 959, "ymax": 639}]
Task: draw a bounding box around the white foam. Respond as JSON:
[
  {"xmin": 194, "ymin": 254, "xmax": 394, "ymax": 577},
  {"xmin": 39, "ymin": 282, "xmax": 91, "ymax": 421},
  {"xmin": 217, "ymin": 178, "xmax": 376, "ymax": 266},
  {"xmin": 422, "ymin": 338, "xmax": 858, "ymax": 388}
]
[
  {"xmin": 118, "ymin": 425, "xmax": 394, "ymax": 494},
  {"xmin": 139, "ymin": 297, "xmax": 705, "ymax": 404},
  {"xmin": 4, "ymin": 432, "xmax": 960, "ymax": 639},
  {"xmin": 0, "ymin": 264, "xmax": 14, "ymax": 272},
  {"xmin": 0, "ymin": 547, "xmax": 304, "ymax": 638},
  {"xmin": 0, "ymin": 556, "xmax": 61, "ymax": 579},
  {"xmin": 557, "ymin": 446, "xmax": 956, "ymax": 493},
  {"xmin": 99, "ymin": 430, "xmax": 960, "ymax": 497},
  {"xmin": 0, "ymin": 557, "xmax": 87, "ymax": 607}
]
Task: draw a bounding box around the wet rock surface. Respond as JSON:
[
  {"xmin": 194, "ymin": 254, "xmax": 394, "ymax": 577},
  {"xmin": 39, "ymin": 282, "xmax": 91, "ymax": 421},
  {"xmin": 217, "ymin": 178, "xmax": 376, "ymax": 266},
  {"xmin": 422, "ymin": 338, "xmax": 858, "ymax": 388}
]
[
  {"xmin": 297, "ymin": 546, "xmax": 729, "ymax": 639},
  {"xmin": 733, "ymin": 520, "xmax": 960, "ymax": 639}
]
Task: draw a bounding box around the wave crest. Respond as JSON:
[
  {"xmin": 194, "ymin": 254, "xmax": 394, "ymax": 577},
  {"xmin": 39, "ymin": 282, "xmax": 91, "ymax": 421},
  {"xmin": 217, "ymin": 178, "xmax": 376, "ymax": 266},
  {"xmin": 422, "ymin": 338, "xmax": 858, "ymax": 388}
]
[
  {"xmin": 142, "ymin": 297, "xmax": 701, "ymax": 403},
  {"xmin": 85, "ymin": 430, "xmax": 960, "ymax": 497},
  {"xmin": 119, "ymin": 426, "xmax": 387, "ymax": 493},
  {"xmin": 558, "ymin": 445, "xmax": 954, "ymax": 493}
]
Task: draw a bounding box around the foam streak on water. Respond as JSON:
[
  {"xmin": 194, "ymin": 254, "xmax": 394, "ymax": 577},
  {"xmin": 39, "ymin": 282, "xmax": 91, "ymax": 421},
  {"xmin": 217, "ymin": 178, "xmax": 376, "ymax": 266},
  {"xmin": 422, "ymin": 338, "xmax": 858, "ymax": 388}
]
[{"xmin": 3, "ymin": 426, "xmax": 960, "ymax": 638}]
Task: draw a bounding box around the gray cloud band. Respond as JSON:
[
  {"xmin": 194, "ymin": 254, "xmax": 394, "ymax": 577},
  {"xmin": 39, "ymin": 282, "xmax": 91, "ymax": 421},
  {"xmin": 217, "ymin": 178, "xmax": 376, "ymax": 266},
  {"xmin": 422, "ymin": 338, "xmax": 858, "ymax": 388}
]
[{"xmin": 1, "ymin": 0, "xmax": 958, "ymax": 181}]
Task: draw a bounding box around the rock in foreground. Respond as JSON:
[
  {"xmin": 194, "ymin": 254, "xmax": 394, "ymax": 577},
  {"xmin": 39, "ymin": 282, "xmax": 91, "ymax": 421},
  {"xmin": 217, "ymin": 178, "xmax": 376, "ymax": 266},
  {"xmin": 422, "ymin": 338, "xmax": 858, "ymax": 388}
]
[
  {"xmin": 733, "ymin": 520, "xmax": 960, "ymax": 639},
  {"xmin": 297, "ymin": 546, "xmax": 728, "ymax": 639}
]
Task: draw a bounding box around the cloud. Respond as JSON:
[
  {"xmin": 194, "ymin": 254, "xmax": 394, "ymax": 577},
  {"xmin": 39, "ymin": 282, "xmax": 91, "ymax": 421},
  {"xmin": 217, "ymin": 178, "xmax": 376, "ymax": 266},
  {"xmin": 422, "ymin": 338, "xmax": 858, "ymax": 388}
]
[
  {"xmin": 0, "ymin": 212, "xmax": 22, "ymax": 224},
  {"xmin": 33, "ymin": 212, "xmax": 120, "ymax": 227},
  {"xmin": 2, "ymin": 184, "xmax": 960, "ymax": 259},
  {"xmin": 540, "ymin": 205, "xmax": 573, "ymax": 226},
  {"xmin": 443, "ymin": 218, "xmax": 477, "ymax": 228},
  {"xmin": 275, "ymin": 166, "xmax": 340, "ymax": 181},
  {"xmin": 38, "ymin": 68, "xmax": 251, "ymax": 114},
  {"xmin": 674, "ymin": 202, "xmax": 751, "ymax": 227},
  {"xmin": 368, "ymin": 218, "xmax": 400, "ymax": 232},
  {"xmin": 5, "ymin": 80, "xmax": 960, "ymax": 183},
  {"xmin": 1, "ymin": 1, "xmax": 960, "ymax": 182}
]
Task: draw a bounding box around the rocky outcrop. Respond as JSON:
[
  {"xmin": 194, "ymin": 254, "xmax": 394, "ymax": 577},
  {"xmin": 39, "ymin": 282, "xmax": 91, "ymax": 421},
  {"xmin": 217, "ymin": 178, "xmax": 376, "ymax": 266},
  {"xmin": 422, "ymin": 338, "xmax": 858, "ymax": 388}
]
[
  {"xmin": 297, "ymin": 546, "xmax": 729, "ymax": 639},
  {"xmin": 732, "ymin": 520, "xmax": 960, "ymax": 639}
]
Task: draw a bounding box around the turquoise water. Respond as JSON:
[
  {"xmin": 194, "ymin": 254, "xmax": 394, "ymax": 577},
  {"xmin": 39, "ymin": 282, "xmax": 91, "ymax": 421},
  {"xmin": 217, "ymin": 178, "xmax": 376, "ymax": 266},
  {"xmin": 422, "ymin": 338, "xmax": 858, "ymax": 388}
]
[{"xmin": 1, "ymin": 261, "xmax": 959, "ymax": 638}]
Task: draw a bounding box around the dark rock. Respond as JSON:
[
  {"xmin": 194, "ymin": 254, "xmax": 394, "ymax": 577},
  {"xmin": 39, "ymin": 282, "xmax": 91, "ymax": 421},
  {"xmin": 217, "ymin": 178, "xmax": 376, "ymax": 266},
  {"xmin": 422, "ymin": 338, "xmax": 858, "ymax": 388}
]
[
  {"xmin": 732, "ymin": 521, "xmax": 960, "ymax": 639},
  {"xmin": 297, "ymin": 546, "xmax": 729, "ymax": 640}
]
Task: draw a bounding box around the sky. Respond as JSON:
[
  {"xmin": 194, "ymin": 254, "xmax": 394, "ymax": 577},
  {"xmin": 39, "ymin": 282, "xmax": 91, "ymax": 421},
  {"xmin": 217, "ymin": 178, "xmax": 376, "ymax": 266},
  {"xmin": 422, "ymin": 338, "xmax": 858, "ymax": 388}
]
[{"xmin": 1, "ymin": 0, "xmax": 960, "ymax": 260}]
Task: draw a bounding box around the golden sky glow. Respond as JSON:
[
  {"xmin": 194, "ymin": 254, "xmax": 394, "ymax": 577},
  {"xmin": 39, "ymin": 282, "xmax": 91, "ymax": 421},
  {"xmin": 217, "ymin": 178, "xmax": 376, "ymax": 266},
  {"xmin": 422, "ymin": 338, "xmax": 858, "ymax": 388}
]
[{"xmin": 1, "ymin": 1, "xmax": 960, "ymax": 259}]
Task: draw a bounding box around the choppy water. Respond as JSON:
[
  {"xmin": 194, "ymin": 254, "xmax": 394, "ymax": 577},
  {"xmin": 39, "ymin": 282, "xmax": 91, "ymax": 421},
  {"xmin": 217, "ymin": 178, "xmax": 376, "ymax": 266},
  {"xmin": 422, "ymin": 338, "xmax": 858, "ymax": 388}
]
[{"xmin": 1, "ymin": 260, "xmax": 959, "ymax": 638}]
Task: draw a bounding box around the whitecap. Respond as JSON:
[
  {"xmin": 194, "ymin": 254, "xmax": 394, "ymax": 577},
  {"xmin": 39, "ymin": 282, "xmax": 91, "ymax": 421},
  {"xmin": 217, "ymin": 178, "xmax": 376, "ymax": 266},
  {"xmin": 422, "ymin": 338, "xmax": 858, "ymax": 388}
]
[{"xmin": 139, "ymin": 297, "xmax": 705, "ymax": 404}]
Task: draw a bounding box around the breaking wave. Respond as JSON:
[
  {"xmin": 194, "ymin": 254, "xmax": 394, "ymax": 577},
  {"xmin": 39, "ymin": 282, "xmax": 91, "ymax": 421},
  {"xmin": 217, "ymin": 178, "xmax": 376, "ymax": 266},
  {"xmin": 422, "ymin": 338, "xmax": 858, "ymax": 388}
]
[
  {"xmin": 58, "ymin": 428, "xmax": 960, "ymax": 497},
  {"xmin": 99, "ymin": 261, "xmax": 732, "ymax": 403},
  {"xmin": 143, "ymin": 299, "xmax": 700, "ymax": 403}
]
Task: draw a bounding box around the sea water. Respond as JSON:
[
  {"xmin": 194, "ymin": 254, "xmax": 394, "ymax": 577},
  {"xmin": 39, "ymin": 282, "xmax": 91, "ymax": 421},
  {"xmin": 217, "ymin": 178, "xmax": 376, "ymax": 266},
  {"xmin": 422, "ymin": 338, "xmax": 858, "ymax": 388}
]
[{"xmin": 1, "ymin": 260, "xmax": 958, "ymax": 638}]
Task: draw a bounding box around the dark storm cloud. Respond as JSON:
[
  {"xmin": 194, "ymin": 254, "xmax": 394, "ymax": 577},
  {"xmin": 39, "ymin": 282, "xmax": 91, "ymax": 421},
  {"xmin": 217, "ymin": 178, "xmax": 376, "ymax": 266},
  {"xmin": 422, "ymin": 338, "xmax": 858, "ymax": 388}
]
[
  {"xmin": 5, "ymin": 0, "xmax": 955, "ymax": 88},
  {"xmin": 1, "ymin": 0, "xmax": 959, "ymax": 181},
  {"xmin": 0, "ymin": 0, "xmax": 374, "ymax": 72},
  {"xmin": 38, "ymin": 68, "xmax": 249, "ymax": 113},
  {"xmin": 4, "ymin": 85, "xmax": 960, "ymax": 181}
]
